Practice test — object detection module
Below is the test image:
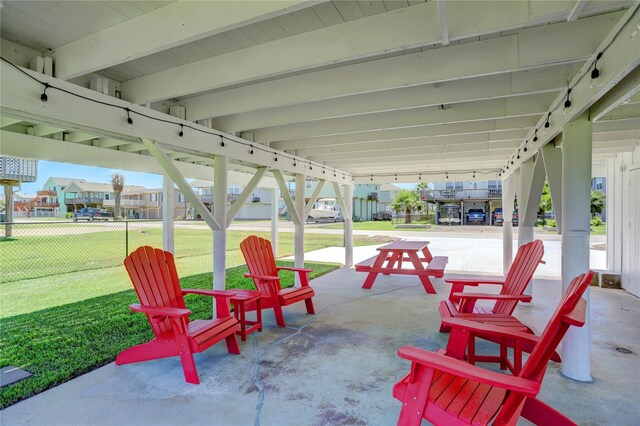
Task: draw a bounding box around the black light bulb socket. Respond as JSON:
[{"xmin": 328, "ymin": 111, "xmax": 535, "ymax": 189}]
[
  {"xmin": 323, "ymin": 169, "xmax": 326, "ymax": 174},
  {"xmin": 524, "ymin": 147, "xmax": 528, "ymax": 152},
  {"xmin": 533, "ymin": 131, "xmax": 538, "ymax": 142},
  {"xmin": 545, "ymin": 113, "xmax": 551, "ymax": 128},
  {"xmin": 293, "ymin": 161, "xmax": 297, "ymax": 166},
  {"xmin": 274, "ymin": 155, "xmax": 278, "ymax": 162},
  {"xmin": 591, "ymin": 52, "xmax": 603, "ymax": 80},
  {"xmin": 511, "ymin": 160, "xmax": 514, "ymax": 165},
  {"xmin": 178, "ymin": 125, "xmax": 184, "ymax": 137},
  {"xmin": 250, "ymin": 146, "xmax": 254, "ymax": 154},
  {"xmin": 126, "ymin": 108, "xmax": 133, "ymax": 125},
  {"xmin": 564, "ymin": 88, "xmax": 572, "ymax": 108},
  {"xmin": 517, "ymin": 154, "xmax": 520, "ymax": 159},
  {"xmin": 40, "ymin": 83, "xmax": 49, "ymax": 102}
]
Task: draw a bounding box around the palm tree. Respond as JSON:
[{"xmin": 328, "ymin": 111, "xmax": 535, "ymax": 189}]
[
  {"xmin": 591, "ymin": 190, "xmax": 605, "ymax": 217},
  {"xmin": 390, "ymin": 189, "xmax": 423, "ymax": 223},
  {"xmin": 111, "ymin": 172, "xmax": 125, "ymax": 220}
]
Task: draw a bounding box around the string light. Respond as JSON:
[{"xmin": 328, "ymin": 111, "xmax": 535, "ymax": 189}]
[
  {"xmin": 293, "ymin": 160, "xmax": 297, "ymax": 167},
  {"xmin": 533, "ymin": 130, "xmax": 538, "ymax": 142},
  {"xmin": 40, "ymin": 83, "xmax": 49, "ymax": 103},
  {"xmin": 274, "ymin": 154, "xmax": 278, "ymax": 162},
  {"xmin": 178, "ymin": 124, "xmax": 184, "ymax": 137},
  {"xmin": 564, "ymin": 88, "xmax": 572, "ymax": 109},
  {"xmin": 472, "ymin": 171, "xmax": 475, "ymax": 178},
  {"xmin": 544, "ymin": 113, "xmax": 551, "ymax": 128},
  {"xmin": 125, "ymin": 108, "xmax": 133, "ymax": 125},
  {"xmin": 591, "ymin": 55, "xmax": 602, "ymax": 79},
  {"xmin": 249, "ymin": 145, "xmax": 254, "ymax": 154}
]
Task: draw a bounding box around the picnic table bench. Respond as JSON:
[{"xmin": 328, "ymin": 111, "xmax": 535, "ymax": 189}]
[{"xmin": 355, "ymin": 240, "xmax": 447, "ymax": 294}]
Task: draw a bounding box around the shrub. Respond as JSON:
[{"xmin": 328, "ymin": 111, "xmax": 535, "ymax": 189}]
[
  {"xmin": 546, "ymin": 219, "xmax": 556, "ymax": 228},
  {"xmin": 591, "ymin": 217, "xmax": 603, "ymax": 227},
  {"xmin": 65, "ymin": 212, "xmax": 73, "ymax": 219}
]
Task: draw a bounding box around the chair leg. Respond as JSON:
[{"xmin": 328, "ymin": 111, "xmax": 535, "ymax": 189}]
[
  {"xmin": 273, "ymin": 305, "xmax": 286, "ymax": 327},
  {"xmin": 304, "ymin": 297, "xmax": 315, "ymax": 314},
  {"xmin": 225, "ymin": 334, "xmax": 241, "ymax": 355},
  {"xmin": 178, "ymin": 346, "xmax": 200, "ymax": 385},
  {"xmin": 116, "ymin": 340, "xmax": 177, "ymax": 365}
]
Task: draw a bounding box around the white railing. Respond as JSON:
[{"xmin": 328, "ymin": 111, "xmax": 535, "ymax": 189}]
[{"xmin": 103, "ymin": 199, "xmax": 145, "ymax": 207}]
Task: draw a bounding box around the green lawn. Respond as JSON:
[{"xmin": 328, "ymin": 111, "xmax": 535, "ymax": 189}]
[
  {"xmin": 320, "ymin": 220, "xmax": 431, "ymax": 231},
  {"xmin": 0, "ymin": 230, "xmax": 393, "ymax": 318},
  {"xmin": 0, "ymin": 261, "xmax": 338, "ymax": 409}
]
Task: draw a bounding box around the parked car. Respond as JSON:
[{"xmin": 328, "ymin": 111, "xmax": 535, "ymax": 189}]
[
  {"xmin": 72, "ymin": 207, "xmax": 112, "ymax": 222},
  {"xmin": 491, "ymin": 208, "xmax": 519, "ymax": 226},
  {"xmin": 467, "ymin": 209, "xmax": 485, "ymax": 224},
  {"xmin": 493, "ymin": 208, "xmax": 503, "ymax": 225}
]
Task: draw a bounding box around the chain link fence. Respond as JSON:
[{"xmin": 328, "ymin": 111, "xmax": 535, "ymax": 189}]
[{"xmin": 0, "ymin": 220, "xmax": 216, "ymax": 284}]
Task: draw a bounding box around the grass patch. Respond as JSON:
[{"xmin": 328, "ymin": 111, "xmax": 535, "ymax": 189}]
[{"xmin": 0, "ymin": 261, "xmax": 339, "ymax": 408}]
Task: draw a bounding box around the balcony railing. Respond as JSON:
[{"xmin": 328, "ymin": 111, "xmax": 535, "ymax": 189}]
[
  {"xmin": 420, "ymin": 188, "xmax": 502, "ymax": 201},
  {"xmin": 32, "ymin": 202, "xmax": 59, "ymax": 208},
  {"xmin": 198, "ymin": 194, "xmax": 240, "ymax": 204},
  {"xmin": 103, "ymin": 199, "xmax": 145, "ymax": 207},
  {"xmin": 37, "ymin": 190, "xmax": 57, "ymax": 197},
  {"xmin": 65, "ymin": 197, "xmax": 105, "ymax": 205}
]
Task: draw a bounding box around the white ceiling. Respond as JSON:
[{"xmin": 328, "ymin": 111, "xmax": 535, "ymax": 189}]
[{"xmin": 0, "ymin": 0, "xmax": 638, "ymax": 183}]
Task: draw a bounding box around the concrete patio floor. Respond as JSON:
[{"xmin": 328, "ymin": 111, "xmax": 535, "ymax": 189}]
[{"xmin": 2, "ymin": 267, "xmax": 638, "ymax": 425}]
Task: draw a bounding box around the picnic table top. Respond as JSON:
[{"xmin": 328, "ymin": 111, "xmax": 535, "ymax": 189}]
[{"xmin": 377, "ymin": 240, "xmax": 429, "ymax": 252}]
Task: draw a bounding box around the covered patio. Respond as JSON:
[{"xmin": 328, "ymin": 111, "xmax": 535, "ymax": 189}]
[
  {"xmin": 2, "ymin": 268, "xmax": 639, "ymax": 425},
  {"xmin": 1, "ymin": 0, "xmax": 639, "ymax": 424}
]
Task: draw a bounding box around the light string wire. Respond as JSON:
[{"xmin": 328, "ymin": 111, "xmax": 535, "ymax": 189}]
[{"xmin": 0, "ymin": 56, "xmax": 350, "ymax": 181}]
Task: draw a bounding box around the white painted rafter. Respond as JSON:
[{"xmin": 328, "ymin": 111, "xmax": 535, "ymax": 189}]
[
  {"xmin": 182, "ymin": 12, "xmax": 620, "ymax": 120},
  {"xmin": 253, "ymin": 93, "xmax": 555, "ymax": 142},
  {"xmin": 437, "ymin": 0, "xmax": 449, "ymax": 45},
  {"xmin": 212, "ymin": 65, "xmax": 574, "ymax": 133},
  {"xmin": 53, "ymin": 1, "xmax": 314, "ymax": 80},
  {"xmin": 568, "ymin": 0, "xmax": 588, "ymax": 21}
]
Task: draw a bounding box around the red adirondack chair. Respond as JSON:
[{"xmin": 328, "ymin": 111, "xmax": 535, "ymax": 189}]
[
  {"xmin": 240, "ymin": 235, "xmax": 315, "ymax": 327},
  {"xmin": 439, "ymin": 239, "xmax": 545, "ymax": 332},
  {"xmin": 393, "ymin": 270, "xmax": 593, "ymax": 426},
  {"xmin": 116, "ymin": 246, "xmax": 240, "ymax": 384}
]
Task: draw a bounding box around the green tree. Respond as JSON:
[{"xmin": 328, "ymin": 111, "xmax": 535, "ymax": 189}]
[
  {"xmin": 415, "ymin": 182, "xmax": 429, "ymax": 193},
  {"xmin": 111, "ymin": 172, "xmax": 125, "ymax": 220},
  {"xmin": 591, "ymin": 190, "xmax": 605, "ymax": 217},
  {"xmin": 539, "ymin": 181, "xmax": 552, "ymax": 214},
  {"xmin": 390, "ymin": 189, "xmax": 423, "ymax": 223}
]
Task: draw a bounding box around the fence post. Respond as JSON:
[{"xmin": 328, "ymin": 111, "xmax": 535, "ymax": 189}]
[{"xmin": 125, "ymin": 220, "xmax": 129, "ymax": 257}]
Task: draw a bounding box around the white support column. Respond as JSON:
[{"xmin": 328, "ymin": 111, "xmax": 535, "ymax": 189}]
[
  {"xmin": 561, "ymin": 111, "xmax": 592, "ymax": 381},
  {"xmin": 294, "ymin": 173, "xmax": 305, "ymax": 287},
  {"xmin": 162, "ymin": 175, "xmax": 174, "ymax": 253},
  {"xmin": 213, "ymin": 155, "xmax": 228, "ymax": 291},
  {"xmin": 541, "ymin": 141, "xmax": 563, "ymax": 234},
  {"xmin": 501, "ymin": 170, "xmax": 518, "ymax": 275},
  {"xmin": 344, "ymin": 184, "xmax": 354, "ymax": 267},
  {"xmin": 606, "ymin": 156, "xmax": 622, "ymax": 273},
  {"xmin": 271, "ymin": 187, "xmax": 279, "ymax": 258},
  {"xmin": 518, "ymin": 154, "xmax": 546, "ymax": 297}
]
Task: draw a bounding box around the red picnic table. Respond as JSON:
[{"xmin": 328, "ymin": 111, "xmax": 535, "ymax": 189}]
[{"xmin": 355, "ymin": 240, "xmax": 448, "ymax": 294}]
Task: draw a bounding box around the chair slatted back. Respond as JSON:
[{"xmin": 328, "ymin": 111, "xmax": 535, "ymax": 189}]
[
  {"xmin": 493, "ymin": 240, "xmax": 544, "ymax": 315},
  {"xmin": 124, "ymin": 246, "xmax": 187, "ymax": 337},
  {"xmin": 240, "ymin": 235, "xmax": 281, "ymax": 293},
  {"xmin": 495, "ymin": 271, "xmax": 593, "ymax": 424}
]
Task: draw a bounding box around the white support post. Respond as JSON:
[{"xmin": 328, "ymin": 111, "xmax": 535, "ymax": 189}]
[
  {"xmin": 541, "ymin": 141, "xmax": 563, "ymax": 234},
  {"xmin": 518, "ymin": 154, "xmax": 546, "ymax": 297},
  {"xmin": 332, "ymin": 182, "xmax": 354, "ymax": 267},
  {"xmin": 501, "ymin": 170, "xmax": 518, "ymax": 275},
  {"xmin": 344, "ymin": 184, "xmax": 354, "ymax": 267},
  {"xmin": 213, "ymin": 155, "xmax": 228, "ymax": 291},
  {"xmin": 271, "ymin": 187, "xmax": 279, "ymax": 258},
  {"xmin": 162, "ymin": 175, "xmax": 174, "ymax": 253},
  {"xmin": 294, "ymin": 173, "xmax": 305, "ymax": 287},
  {"xmin": 561, "ymin": 111, "xmax": 592, "ymax": 382},
  {"xmin": 605, "ymin": 156, "xmax": 623, "ymax": 273}
]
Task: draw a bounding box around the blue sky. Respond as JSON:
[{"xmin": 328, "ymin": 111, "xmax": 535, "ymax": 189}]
[{"xmin": 11, "ymin": 161, "xmax": 164, "ymax": 195}]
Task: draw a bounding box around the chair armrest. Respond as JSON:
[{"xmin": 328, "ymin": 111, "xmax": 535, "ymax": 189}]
[
  {"xmin": 182, "ymin": 289, "xmax": 236, "ymax": 299},
  {"xmin": 442, "ymin": 318, "xmax": 541, "ymax": 345},
  {"xmin": 277, "ymin": 266, "xmax": 313, "ymax": 273},
  {"xmin": 397, "ymin": 346, "xmax": 540, "ymax": 396},
  {"xmin": 243, "ymin": 273, "xmax": 279, "ymax": 282},
  {"xmin": 129, "ymin": 303, "xmax": 191, "ymax": 318},
  {"xmin": 452, "ymin": 292, "xmax": 533, "ymax": 302},
  {"xmin": 445, "ymin": 278, "xmax": 505, "ymax": 286}
]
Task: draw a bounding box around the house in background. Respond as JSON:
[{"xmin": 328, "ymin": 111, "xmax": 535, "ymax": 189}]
[
  {"xmin": 421, "ymin": 180, "xmax": 503, "ymax": 225},
  {"xmin": 103, "ymin": 187, "xmax": 187, "ymax": 219},
  {"xmin": 302, "ymin": 181, "xmax": 381, "ymax": 221},
  {"xmin": 190, "ymin": 180, "xmax": 275, "ymax": 220},
  {"xmin": 377, "ymin": 184, "xmax": 403, "ymax": 213},
  {"xmin": 62, "ymin": 180, "xmax": 144, "ymax": 215},
  {"xmin": 40, "ymin": 177, "xmax": 85, "ymax": 217},
  {"xmin": 591, "ymin": 177, "xmax": 607, "ymax": 221}
]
